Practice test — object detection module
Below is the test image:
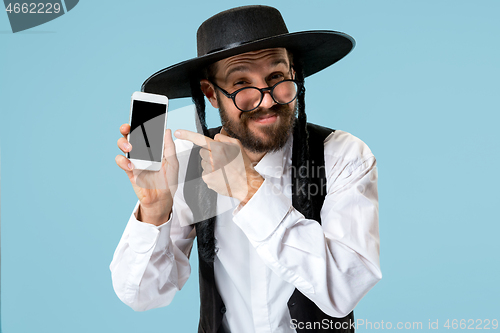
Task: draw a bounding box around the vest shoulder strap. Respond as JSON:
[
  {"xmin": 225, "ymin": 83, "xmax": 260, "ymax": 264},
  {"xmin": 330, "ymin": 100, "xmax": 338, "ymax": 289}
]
[{"xmin": 291, "ymin": 122, "xmax": 335, "ymax": 223}]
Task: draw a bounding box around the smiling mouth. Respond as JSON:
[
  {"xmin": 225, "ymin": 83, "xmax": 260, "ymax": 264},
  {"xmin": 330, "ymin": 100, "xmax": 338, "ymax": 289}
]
[{"xmin": 249, "ymin": 112, "xmax": 278, "ymax": 124}]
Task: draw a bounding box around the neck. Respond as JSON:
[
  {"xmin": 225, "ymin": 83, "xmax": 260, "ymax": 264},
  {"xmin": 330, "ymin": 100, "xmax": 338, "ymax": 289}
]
[{"xmin": 244, "ymin": 149, "xmax": 267, "ymax": 164}]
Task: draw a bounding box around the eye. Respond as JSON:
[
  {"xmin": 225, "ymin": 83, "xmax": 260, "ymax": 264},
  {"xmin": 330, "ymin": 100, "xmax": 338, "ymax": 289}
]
[
  {"xmin": 268, "ymin": 72, "xmax": 285, "ymax": 81},
  {"xmin": 232, "ymin": 79, "xmax": 251, "ymax": 88}
]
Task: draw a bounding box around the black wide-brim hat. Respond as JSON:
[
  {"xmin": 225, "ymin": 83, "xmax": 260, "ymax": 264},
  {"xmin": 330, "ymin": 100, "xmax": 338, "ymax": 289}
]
[{"xmin": 141, "ymin": 5, "xmax": 355, "ymax": 99}]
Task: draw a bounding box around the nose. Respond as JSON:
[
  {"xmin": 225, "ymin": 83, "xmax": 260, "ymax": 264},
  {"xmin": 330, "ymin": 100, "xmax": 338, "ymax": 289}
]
[{"xmin": 259, "ymin": 89, "xmax": 276, "ymax": 109}]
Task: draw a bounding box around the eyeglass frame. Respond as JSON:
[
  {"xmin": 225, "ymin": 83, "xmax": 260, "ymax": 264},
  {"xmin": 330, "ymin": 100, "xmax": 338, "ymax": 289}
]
[{"xmin": 209, "ymin": 78, "xmax": 304, "ymax": 112}]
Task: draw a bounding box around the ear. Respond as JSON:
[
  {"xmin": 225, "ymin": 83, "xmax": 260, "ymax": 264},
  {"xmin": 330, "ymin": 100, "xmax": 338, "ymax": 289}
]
[{"xmin": 200, "ymin": 79, "xmax": 219, "ymax": 109}]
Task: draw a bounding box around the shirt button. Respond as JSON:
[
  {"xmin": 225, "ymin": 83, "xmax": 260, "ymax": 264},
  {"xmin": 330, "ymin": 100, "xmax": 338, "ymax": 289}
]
[
  {"xmin": 290, "ymin": 302, "xmax": 296, "ymax": 307},
  {"xmin": 220, "ymin": 305, "xmax": 226, "ymax": 314}
]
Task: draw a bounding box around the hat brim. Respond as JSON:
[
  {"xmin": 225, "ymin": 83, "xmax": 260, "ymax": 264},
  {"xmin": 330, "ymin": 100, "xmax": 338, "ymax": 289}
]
[{"xmin": 141, "ymin": 30, "xmax": 355, "ymax": 99}]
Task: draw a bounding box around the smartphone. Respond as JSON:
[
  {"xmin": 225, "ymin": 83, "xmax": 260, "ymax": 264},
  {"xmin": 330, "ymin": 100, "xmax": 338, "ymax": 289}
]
[{"xmin": 127, "ymin": 91, "xmax": 168, "ymax": 171}]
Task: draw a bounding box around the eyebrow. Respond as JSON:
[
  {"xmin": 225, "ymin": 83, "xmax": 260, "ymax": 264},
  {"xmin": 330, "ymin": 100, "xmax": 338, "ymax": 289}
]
[
  {"xmin": 224, "ymin": 57, "xmax": 290, "ymax": 80},
  {"xmin": 270, "ymin": 58, "xmax": 289, "ymax": 69},
  {"xmin": 225, "ymin": 65, "xmax": 249, "ymax": 79}
]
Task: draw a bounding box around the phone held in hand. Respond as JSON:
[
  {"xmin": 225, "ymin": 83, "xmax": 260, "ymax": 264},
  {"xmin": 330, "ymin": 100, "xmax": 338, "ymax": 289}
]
[{"xmin": 127, "ymin": 92, "xmax": 169, "ymax": 171}]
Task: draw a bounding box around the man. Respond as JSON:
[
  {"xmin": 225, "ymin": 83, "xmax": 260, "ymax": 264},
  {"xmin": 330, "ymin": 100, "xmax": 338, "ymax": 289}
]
[{"xmin": 111, "ymin": 5, "xmax": 381, "ymax": 333}]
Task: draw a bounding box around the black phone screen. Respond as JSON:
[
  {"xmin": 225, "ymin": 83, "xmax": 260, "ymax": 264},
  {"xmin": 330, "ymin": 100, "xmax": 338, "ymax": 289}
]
[{"xmin": 128, "ymin": 100, "xmax": 167, "ymax": 162}]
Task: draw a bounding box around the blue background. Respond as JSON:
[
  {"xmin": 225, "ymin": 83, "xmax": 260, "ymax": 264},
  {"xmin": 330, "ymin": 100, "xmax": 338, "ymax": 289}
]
[{"xmin": 1, "ymin": 1, "xmax": 499, "ymax": 332}]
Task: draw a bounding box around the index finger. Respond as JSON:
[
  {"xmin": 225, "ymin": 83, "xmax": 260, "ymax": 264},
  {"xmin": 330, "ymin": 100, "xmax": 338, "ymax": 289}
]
[{"xmin": 174, "ymin": 129, "xmax": 214, "ymax": 148}]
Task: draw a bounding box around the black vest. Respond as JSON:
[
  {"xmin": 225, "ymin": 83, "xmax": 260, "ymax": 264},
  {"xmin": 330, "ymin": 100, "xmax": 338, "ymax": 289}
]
[{"xmin": 184, "ymin": 122, "xmax": 354, "ymax": 333}]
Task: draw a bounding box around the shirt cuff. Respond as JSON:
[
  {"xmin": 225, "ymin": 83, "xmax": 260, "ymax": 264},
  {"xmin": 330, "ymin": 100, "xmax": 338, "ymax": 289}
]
[
  {"xmin": 128, "ymin": 201, "xmax": 173, "ymax": 254},
  {"xmin": 233, "ymin": 179, "xmax": 291, "ymax": 242}
]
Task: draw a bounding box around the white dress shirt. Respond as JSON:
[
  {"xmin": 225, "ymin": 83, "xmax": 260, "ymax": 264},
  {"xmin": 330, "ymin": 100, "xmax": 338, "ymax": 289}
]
[{"xmin": 110, "ymin": 129, "xmax": 382, "ymax": 333}]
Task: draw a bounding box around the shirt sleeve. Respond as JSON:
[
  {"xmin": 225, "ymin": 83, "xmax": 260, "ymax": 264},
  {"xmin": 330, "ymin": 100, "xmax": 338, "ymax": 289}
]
[
  {"xmin": 232, "ymin": 130, "xmax": 382, "ymax": 318},
  {"xmin": 109, "ymin": 139, "xmax": 196, "ymax": 312}
]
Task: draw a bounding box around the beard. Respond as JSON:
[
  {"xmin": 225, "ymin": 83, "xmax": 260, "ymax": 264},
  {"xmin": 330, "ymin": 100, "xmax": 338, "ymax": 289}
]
[{"xmin": 218, "ymin": 96, "xmax": 297, "ymax": 153}]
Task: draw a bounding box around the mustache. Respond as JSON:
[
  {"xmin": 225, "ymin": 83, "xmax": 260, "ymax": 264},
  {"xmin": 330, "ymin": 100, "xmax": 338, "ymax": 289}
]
[{"xmin": 241, "ymin": 103, "xmax": 292, "ymax": 121}]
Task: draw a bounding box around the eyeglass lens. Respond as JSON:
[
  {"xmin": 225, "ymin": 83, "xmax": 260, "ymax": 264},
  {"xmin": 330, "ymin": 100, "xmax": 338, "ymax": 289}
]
[{"xmin": 234, "ymin": 81, "xmax": 298, "ymax": 111}]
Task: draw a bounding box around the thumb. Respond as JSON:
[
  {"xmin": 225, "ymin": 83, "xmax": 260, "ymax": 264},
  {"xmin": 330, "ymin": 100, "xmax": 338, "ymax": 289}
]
[
  {"xmin": 164, "ymin": 129, "xmax": 175, "ymax": 156},
  {"xmin": 163, "ymin": 129, "xmax": 178, "ymax": 166}
]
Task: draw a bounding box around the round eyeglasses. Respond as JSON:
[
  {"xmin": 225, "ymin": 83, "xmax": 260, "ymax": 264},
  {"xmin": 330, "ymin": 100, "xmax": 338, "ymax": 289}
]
[{"xmin": 210, "ymin": 79, "xmax": 303, "ymax": 112}]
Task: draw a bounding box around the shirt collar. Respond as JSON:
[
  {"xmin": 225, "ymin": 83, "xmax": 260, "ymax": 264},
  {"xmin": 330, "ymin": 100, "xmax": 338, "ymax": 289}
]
[{"xmin": 253, "ymin": 133, "xmax": 293, "ymax": 179}]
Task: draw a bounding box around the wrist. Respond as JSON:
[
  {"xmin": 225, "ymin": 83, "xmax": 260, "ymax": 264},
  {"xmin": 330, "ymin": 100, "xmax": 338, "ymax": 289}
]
[
  {"xmin": 239, "ymin": 172, "xmax": 264, "ymax": 205},
  {"xmin": 137, "ymin": 202, "xmax": 172, "ymax": 226}
]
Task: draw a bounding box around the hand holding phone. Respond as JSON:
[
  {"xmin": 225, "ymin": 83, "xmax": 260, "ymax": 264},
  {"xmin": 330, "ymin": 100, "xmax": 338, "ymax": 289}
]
[{"xmin": 115, "ymin": 92, "xmax": 178, "ymax": 225}]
